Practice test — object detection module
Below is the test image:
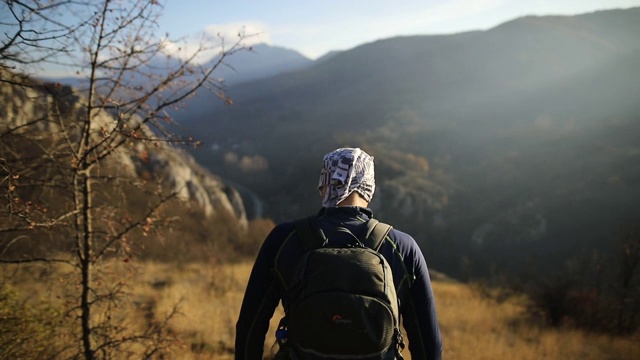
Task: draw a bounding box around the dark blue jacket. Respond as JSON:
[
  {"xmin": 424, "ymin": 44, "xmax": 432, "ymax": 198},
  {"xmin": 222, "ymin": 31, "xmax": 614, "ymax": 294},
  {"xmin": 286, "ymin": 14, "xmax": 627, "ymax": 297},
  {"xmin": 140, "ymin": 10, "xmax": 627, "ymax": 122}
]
[{"xmin": 235, "ymin": 206, "xmax": 442, "ymax": 360}]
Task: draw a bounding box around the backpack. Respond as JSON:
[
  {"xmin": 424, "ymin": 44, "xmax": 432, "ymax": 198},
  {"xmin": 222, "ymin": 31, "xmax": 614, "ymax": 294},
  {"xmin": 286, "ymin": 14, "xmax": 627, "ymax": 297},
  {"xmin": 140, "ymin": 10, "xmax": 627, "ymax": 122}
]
[{"xmin": 275, "ymin": 215, "xmax": 405, "ymax": 360}]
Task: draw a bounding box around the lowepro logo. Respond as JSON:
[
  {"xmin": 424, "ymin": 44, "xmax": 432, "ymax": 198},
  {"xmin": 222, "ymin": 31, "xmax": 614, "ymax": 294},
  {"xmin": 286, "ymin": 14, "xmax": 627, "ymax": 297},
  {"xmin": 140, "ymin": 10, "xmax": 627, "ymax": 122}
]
[{"xmin": 331, "ymin": 314, "xmax": 353, "ymax": 325}]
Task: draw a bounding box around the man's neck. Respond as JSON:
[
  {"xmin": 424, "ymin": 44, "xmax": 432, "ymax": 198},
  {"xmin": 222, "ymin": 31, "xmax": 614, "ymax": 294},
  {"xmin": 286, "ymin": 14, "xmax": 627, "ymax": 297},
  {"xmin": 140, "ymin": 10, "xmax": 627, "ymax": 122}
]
[{"xmin": 337, "ymin": 193, "xmax": 369, "ymax": 207}]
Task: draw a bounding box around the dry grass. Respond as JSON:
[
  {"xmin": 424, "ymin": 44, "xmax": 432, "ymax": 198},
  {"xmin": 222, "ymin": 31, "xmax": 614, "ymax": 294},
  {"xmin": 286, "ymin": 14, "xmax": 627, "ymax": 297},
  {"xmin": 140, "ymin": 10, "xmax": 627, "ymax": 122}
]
[
  {"xmin": 433, "ymin": 281, "xmax": 640, "ymax": 360},
  {"xmin": 136, "ymin": 261, "xmax": 283, "ymax": 359},
  {"xmin": 2, "ymin": 260, "xmax": 639, "ymax": 359}
]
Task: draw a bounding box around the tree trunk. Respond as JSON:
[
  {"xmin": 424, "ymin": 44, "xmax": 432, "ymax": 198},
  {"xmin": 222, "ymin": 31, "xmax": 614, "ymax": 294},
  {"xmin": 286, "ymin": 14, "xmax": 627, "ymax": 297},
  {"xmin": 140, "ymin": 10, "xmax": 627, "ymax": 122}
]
[{"xmin": 79, "ymin": 169, "xmax": 94, "ymax": 360}]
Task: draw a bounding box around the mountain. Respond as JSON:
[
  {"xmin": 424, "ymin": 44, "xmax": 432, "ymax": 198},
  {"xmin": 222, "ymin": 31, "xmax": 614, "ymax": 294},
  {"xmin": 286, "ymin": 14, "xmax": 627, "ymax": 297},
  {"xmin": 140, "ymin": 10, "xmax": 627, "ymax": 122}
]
[
  {"xmin": 42, "ymin": 44, "xmax": 311, "ymax": 92},
  {"xmin": 172, "ymin": 44, "xmax": 313, "ymax": 121},
  {"xmin": 209, "ymin": 43, "xmax": 313, "ymax": 85},
  {"xmin": 174, "ymin": 7, "xmax": 640, "ymax": 279}
]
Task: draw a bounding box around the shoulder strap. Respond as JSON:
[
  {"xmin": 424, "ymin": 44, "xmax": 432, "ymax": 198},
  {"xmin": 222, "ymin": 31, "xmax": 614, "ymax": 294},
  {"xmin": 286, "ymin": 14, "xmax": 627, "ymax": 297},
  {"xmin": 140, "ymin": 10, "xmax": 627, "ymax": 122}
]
[
  {"xmin": 364, "ymin": 219, "xmax": 393, "ymax": 251},
  {"xmin": 295, "ymin": 215, "xmax": 391, "ymax": 251},
  {"xmin": 294, "ymin": 215, "xmax": 327, "ymax": 252}
]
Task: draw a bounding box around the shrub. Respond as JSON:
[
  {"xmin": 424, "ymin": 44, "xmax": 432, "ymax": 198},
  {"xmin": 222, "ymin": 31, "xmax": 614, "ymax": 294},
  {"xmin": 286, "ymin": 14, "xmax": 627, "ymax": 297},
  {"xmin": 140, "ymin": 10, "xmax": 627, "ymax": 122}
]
[{"xmin": 0, "ymin": 284, "xmax": 69, "ymax": 359}]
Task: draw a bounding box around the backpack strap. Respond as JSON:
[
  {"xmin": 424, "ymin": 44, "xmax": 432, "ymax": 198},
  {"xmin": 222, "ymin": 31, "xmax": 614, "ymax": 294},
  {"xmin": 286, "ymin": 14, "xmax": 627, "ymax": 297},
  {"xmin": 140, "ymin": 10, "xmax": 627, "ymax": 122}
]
[
  {"xmin": 295, "ymin": 215, "xmax": 391, "ymax": 251},
  {"xmin": 364, "ymin": 219, "xmax": 393, "ymax": 251},
  {"xmin": 294, "ymin": 215, "xmax": 327, "ymax": 252}
]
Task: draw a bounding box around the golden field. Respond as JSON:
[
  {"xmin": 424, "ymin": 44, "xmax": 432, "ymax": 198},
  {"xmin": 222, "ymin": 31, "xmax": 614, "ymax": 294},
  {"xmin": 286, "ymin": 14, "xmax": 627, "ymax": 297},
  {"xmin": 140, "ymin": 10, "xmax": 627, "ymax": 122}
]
[{"xmin": 1, "ymin": 260, "xmax": 639, "ymax": 359}]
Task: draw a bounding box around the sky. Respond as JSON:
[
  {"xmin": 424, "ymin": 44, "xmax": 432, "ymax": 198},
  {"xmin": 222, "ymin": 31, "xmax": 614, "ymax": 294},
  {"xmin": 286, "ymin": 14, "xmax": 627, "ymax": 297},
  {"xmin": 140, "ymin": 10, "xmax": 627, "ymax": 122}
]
[{"xmin": 158, "ymin": 0, "xmax": 640, "ymax": 61}]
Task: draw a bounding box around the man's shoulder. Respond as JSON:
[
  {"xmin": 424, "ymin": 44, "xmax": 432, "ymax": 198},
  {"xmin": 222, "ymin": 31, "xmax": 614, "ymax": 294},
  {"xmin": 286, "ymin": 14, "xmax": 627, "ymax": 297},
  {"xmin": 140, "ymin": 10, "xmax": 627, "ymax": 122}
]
[
  {"xmin": 387, "ymin": 226, "xmax": 413, "ymax": 239},
  {"xmin": 270, "ymin": 220, "xmax": 297, "ymax": 238},
  {"xmin": 384, "ymin": 226, "xmax": 420, "ymax": 253},
  {"xmin": 274, "ymin": 213, "xmax": 321, "ymax": 232}
]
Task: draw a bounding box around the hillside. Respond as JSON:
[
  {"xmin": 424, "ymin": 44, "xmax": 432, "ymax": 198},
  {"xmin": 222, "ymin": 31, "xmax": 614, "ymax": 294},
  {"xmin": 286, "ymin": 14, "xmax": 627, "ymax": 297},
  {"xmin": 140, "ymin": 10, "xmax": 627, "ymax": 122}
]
[
  {"xmin": 174, "ymin": 7, "xmax": 640, "ymax": 279},
  {"xmin": 3, "ymin": 260, "xmax": 639, "ymax": 359}
]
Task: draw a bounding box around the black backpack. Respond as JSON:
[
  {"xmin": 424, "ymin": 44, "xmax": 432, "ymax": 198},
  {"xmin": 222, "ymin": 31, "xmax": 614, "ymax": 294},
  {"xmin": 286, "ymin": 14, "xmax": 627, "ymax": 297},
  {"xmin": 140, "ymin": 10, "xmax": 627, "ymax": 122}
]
[{"xmin": 276, "ymin": 215, "xmax": 405, "ymax": 360}]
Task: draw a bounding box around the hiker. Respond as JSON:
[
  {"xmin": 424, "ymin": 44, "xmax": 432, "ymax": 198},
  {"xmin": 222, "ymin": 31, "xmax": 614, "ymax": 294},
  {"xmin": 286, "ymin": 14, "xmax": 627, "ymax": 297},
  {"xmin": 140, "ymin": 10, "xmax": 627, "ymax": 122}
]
[{"xmin": 235, "ymin": 147, "xmax": 442, "ymax": 360}]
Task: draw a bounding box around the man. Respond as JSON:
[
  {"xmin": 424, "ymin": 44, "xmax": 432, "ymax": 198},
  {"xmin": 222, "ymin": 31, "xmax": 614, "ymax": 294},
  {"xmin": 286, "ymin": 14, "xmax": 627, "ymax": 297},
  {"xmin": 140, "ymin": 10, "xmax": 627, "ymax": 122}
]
[{"xmin": 235, "ymin": 147, "xmax": 442, "ymax": 360}]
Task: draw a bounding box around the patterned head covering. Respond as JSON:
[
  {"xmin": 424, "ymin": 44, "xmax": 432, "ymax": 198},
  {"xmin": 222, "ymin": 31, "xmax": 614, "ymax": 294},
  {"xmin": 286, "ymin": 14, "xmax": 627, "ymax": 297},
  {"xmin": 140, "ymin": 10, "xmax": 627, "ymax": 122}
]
[{"xmin": 318, "ymin": 148, "xmax": 375, "ymax": 207}]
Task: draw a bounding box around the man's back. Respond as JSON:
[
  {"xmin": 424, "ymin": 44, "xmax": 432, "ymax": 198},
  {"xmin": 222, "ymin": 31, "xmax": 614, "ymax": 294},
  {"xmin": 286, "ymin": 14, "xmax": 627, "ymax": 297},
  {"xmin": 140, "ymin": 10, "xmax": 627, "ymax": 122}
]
[
  {"xmin": 275, "ymin": 214, "xmax": 401, "ymax": 359},
  {"xmin": 235, "ymin": 206, "xmax": 442, "ymax": 360}
]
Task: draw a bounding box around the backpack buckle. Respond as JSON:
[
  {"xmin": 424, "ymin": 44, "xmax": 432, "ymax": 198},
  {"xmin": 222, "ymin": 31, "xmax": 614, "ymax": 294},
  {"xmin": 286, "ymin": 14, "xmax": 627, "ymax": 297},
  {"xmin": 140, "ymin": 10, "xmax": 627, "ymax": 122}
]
[{"xmin": 395, "ymin": 328, "xmax": 406, "ymax": 352}]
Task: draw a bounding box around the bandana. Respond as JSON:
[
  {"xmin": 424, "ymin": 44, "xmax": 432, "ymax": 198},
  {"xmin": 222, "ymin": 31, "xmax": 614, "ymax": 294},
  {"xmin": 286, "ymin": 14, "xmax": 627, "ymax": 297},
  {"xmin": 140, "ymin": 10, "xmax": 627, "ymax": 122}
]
[{"xmin": 318, "ymin": 148, "xmax": 375, "ymax": 207}]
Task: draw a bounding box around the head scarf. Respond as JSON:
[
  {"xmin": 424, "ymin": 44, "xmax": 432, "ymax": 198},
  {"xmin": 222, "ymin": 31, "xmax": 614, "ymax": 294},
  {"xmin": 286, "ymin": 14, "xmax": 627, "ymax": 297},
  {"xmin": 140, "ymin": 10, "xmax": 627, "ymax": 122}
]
[{"xmin": 318, "ymin": 148, "xmax": 375, "ymax": 207}]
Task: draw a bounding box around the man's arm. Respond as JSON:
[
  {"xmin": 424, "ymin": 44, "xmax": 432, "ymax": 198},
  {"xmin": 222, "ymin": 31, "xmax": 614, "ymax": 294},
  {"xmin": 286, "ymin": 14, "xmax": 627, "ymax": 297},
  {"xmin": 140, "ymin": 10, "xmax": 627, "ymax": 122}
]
[
  {"xmin": 397, "ymin": 234, "xmax": 443, "ymax": 360},
  {"xmin": 235, "ymin": 224, "xmax": 289, "ymax": 360}
]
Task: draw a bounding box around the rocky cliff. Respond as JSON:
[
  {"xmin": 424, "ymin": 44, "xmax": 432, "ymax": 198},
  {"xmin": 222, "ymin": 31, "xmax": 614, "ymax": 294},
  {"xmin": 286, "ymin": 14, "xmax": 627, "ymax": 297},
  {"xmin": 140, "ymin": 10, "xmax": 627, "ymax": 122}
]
[{"xmin": 0, "ymin": 69, "xmax": 247, "ymax": 230}]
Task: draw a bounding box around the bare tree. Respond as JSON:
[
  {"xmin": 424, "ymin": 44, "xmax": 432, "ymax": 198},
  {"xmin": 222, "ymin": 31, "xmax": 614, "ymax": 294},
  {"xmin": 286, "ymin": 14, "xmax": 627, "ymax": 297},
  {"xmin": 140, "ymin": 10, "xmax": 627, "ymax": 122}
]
[
  {"xmin": 0, "ymin": 0, "xmax": 86, "ymax": 79},
  {"xmin": 1, "ymin": 0, "xmax": 249, "ymax": 358}
]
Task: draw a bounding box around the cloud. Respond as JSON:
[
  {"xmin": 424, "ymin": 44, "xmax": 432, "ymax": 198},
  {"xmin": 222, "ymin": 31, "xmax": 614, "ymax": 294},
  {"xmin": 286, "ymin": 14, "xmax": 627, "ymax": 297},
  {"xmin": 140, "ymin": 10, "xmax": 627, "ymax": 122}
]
[
  {"xmin": 203, "ymin": 22, "xmax": 272, "ymax": 45},
  {"xmin": 161, "ymin": 22, "xmax": 271, "ymax": 64}
]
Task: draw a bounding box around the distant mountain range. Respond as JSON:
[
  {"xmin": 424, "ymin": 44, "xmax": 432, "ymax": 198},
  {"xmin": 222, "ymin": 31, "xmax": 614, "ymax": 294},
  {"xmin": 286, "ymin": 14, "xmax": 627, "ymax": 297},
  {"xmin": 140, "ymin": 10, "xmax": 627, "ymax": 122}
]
[
  {"xmin": 41, "ymin": 43, "xmax": 314, "ymax": 92},
  {"xmin": 170, "ymin": 7, "xmax": 640, "ymax": 279}
]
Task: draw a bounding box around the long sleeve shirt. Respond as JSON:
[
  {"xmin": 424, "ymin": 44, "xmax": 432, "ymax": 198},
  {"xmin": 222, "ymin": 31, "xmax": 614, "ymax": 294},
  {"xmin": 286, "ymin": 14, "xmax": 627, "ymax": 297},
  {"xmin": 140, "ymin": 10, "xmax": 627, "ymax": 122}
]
[{"xmin": 235, "ymin": 206, "xmax": 442, "ymax": 360}]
